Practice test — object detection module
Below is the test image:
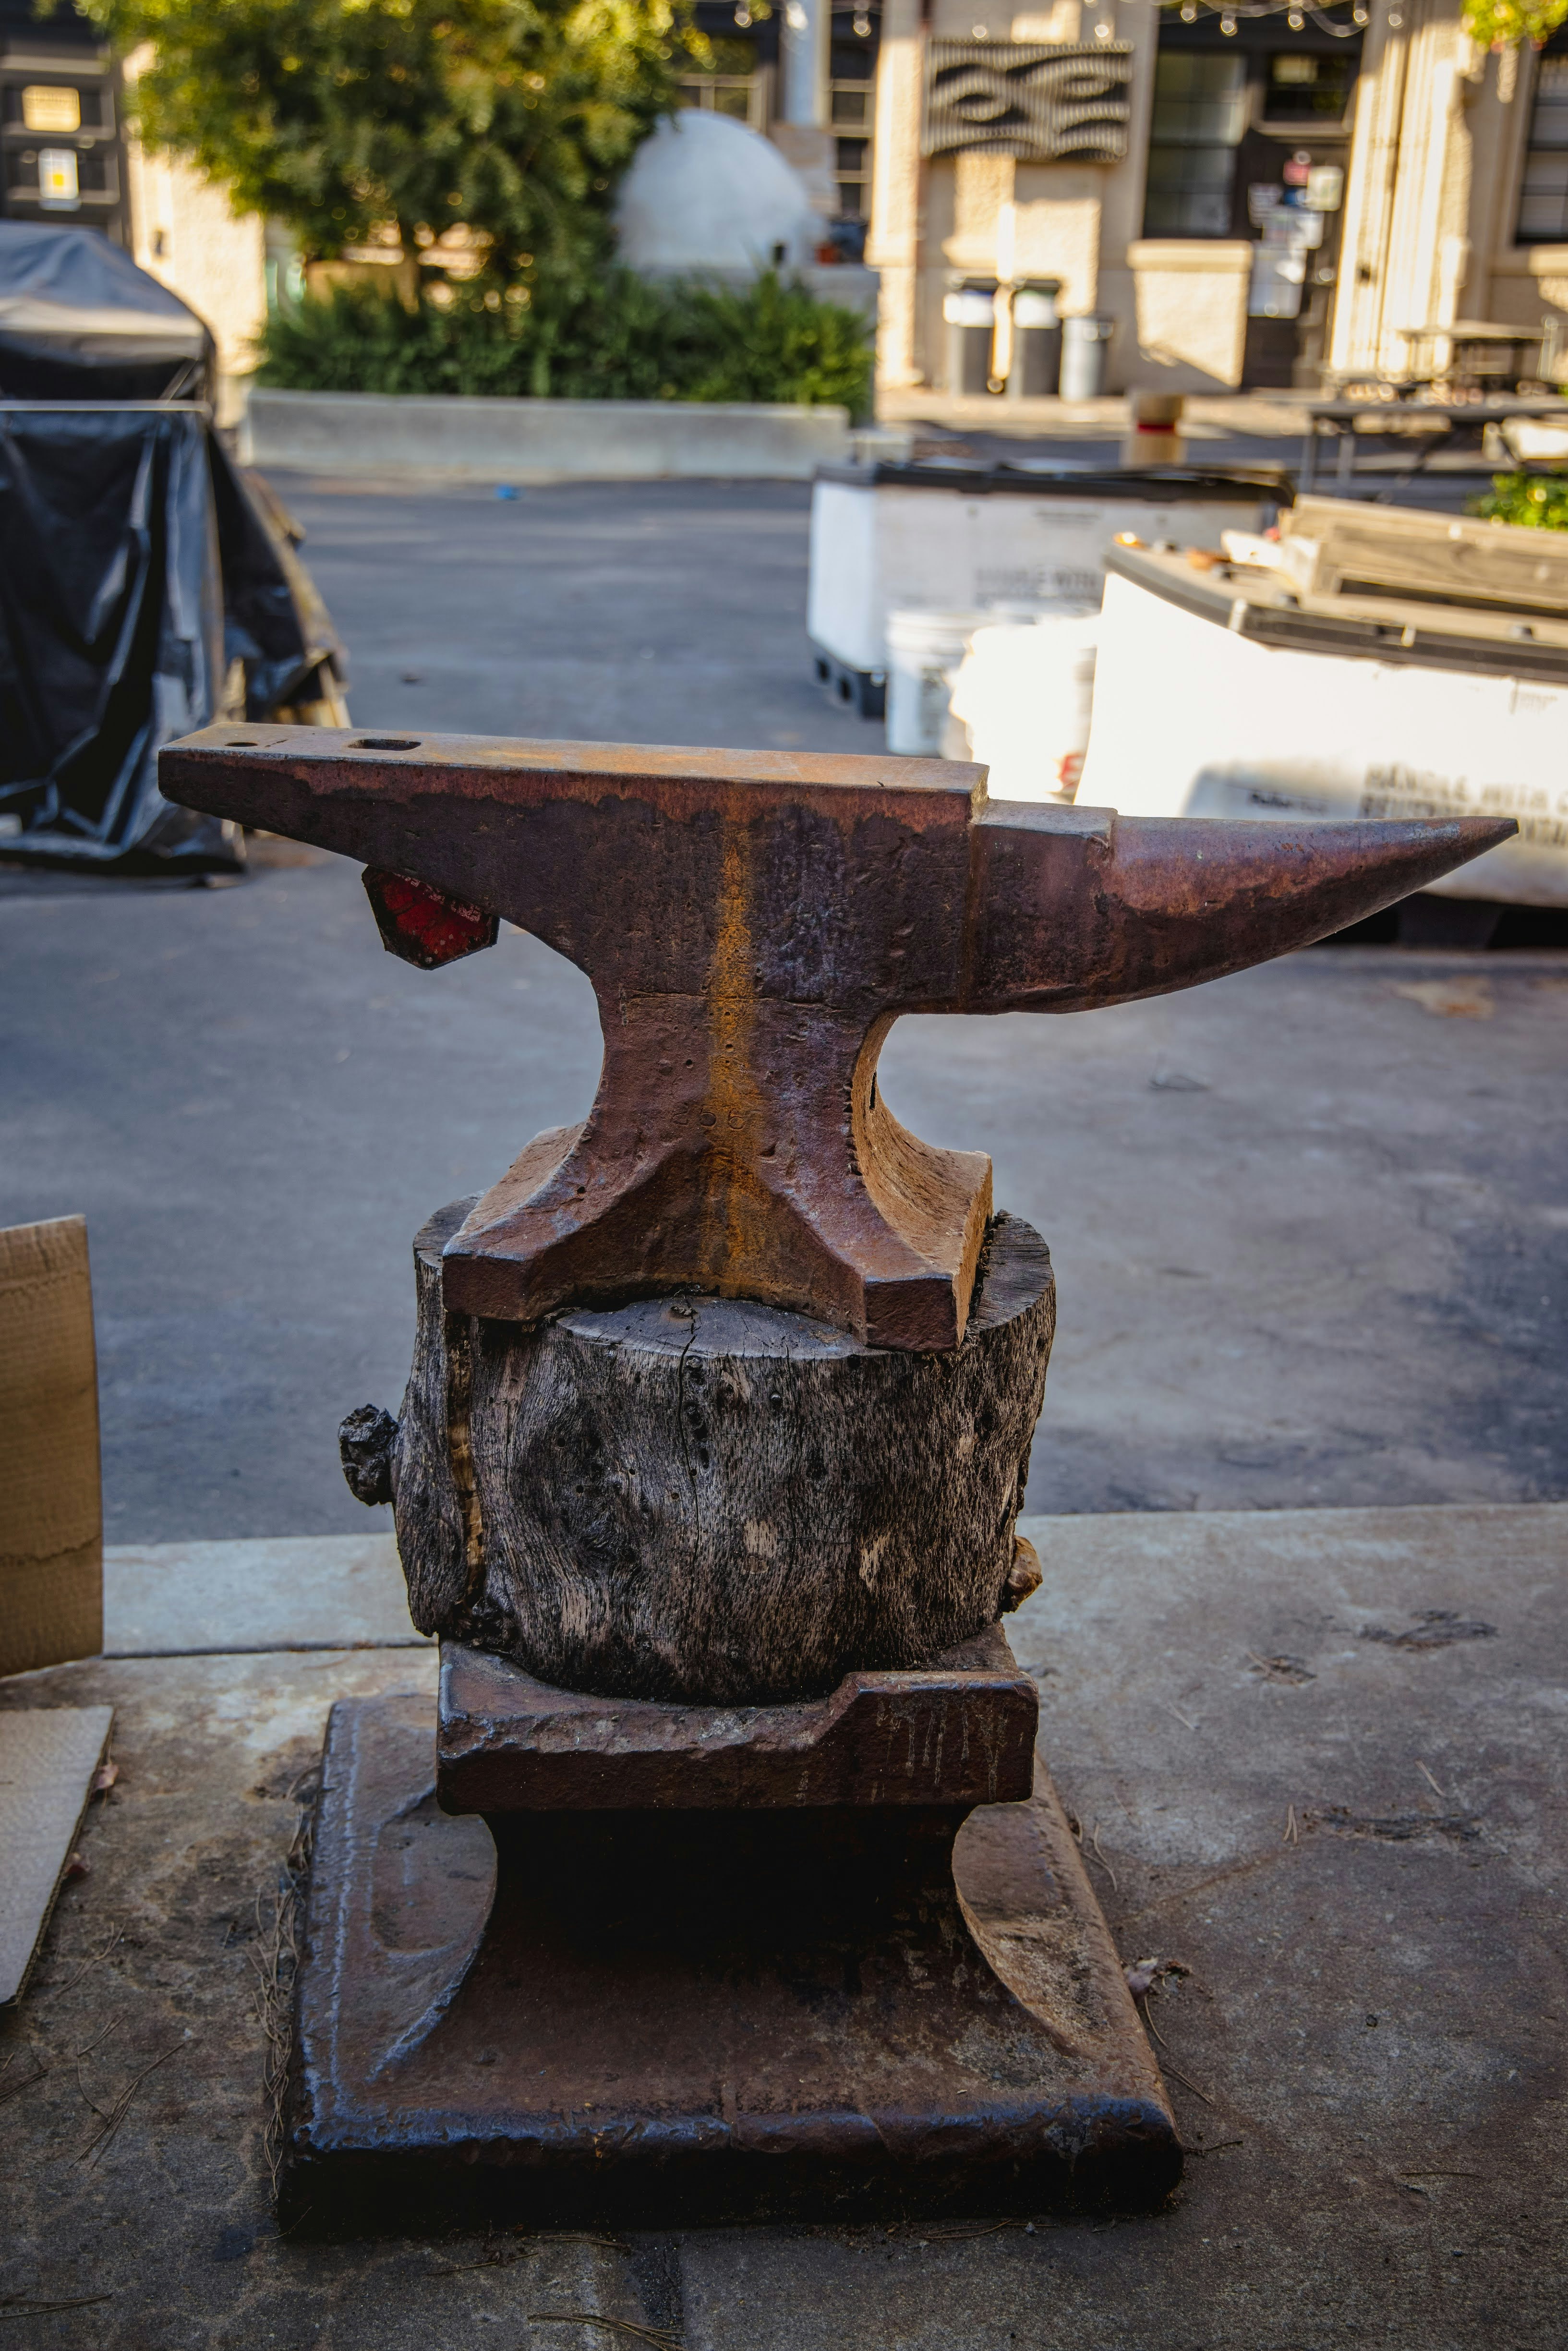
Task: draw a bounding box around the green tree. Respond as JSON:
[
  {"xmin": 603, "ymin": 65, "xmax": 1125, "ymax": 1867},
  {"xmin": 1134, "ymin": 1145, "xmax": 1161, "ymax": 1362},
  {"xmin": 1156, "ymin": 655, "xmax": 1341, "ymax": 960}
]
[
  {"xmin": 1461, "ymin": 0, "xmax": 1568, "ymax": 47},
  {"xmin": 76, "ymin": 0, "xmax": 693, "ymax": 279}
]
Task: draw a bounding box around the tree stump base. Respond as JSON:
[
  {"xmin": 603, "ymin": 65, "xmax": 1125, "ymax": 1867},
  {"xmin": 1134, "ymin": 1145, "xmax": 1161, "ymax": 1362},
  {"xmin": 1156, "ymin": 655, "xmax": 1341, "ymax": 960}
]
[{"xmin": 389, "ymin": 1206, "xmax": 1055, "ymax": 1705}]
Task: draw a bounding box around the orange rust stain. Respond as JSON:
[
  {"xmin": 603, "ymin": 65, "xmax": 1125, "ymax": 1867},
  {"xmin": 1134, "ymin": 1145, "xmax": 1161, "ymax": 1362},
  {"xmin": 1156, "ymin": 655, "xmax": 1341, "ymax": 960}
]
[{"xmin": 701, "ymin": 820, "xmax": 773, "ymax": 1286}]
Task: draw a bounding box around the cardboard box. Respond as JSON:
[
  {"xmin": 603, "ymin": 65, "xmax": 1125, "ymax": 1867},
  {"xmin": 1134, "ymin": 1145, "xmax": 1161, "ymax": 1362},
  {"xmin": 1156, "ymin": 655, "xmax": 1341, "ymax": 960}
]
[{"xmin": 0, "ymin": 1216, "xmax": 103, "ymax": 1675}]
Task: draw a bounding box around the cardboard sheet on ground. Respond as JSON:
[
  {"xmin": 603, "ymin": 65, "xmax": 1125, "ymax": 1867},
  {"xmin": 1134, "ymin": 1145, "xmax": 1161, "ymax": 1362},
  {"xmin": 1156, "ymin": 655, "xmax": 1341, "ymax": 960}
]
[{"xmin": 0, "ymin": 1705, "xmax": 113, "ymax": 2006}]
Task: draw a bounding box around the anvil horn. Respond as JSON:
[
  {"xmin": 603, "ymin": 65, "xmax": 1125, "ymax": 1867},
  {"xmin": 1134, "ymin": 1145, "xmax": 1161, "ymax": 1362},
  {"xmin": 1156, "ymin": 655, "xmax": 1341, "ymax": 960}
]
[
  {"xmin": 158, "ymin": 727, "xmax": 1513, "ymax": 1350},
  {"xmin": 965, "ymin": 802, "xmax": 1516, "ymax": 1012}
]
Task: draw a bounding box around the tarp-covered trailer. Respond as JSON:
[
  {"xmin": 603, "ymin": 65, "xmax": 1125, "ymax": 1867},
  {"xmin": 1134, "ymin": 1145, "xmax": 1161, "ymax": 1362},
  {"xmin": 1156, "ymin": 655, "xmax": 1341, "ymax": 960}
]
[{"xmin": 0, "ymin": 221, "xmax": 348, "ymax": 874}]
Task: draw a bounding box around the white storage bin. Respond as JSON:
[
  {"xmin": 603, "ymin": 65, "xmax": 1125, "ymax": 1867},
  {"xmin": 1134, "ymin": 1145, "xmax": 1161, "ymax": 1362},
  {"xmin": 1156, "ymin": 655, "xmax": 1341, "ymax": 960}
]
[
  {"xmin": 808, "ymin": 461, "xmax": 1282, "ymax": 717},
  {"xmin": 1078, "ymin": 548, "xmax": 1568, "ymax": 907}
]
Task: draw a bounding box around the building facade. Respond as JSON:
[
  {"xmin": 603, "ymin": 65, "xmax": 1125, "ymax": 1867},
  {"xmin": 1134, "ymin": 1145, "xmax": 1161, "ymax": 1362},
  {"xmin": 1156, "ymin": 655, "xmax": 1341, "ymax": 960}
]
[
  {"xmin": 0, "ymin": 0, "xmax": 265, "ymax": 407},
  {"xmin": 865, "ymin": 0, "xmax": 1568, "ymax": 393}
]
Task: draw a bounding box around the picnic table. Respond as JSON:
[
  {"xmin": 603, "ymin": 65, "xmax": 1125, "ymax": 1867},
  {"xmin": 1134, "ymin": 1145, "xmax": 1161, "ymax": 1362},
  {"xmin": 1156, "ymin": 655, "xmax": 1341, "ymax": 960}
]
[
  {"xmin": 1299, "ymin": 391, "xmax": 1568, "ymax": 494},
  {"xmin": 1391, "ymin": 318, "xmax": 1551, "ymax": 389}
]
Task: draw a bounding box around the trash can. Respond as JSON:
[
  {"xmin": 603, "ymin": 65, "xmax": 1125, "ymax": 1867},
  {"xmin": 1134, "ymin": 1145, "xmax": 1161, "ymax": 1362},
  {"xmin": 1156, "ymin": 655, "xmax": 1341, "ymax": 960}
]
[
  {"xmin": 1007, "ymin": 280, "xmax": 1062, "ymax": 398},
  {"xmin": 806, "ymin": 459, "xmax": 1289, "ymax": 719},
  {"xmin": 1060, "ymin": 313, "xmax": 1115, "ymax": 400},
  {"xmin": 1078, "ymin": 539, "xmax": 1568, "ymax": 909},
  {"xmin": 943, "ymin": 278, "xmax": 997, "ymax": 396}
]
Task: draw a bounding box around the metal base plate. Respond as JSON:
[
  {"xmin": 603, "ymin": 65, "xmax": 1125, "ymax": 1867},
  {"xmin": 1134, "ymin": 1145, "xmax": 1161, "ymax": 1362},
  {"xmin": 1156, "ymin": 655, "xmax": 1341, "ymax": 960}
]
[{"xmin": 281, "ymin": 1692, "xmax": 1180, "ymax": 2232}]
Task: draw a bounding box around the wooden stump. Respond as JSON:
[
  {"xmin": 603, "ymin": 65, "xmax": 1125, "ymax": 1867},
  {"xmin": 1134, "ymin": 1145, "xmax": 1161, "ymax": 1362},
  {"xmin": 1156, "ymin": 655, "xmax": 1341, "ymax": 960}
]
[{"xmin": 388, "ymin": 1203, "xmax": 1054, "ymax": 1704}]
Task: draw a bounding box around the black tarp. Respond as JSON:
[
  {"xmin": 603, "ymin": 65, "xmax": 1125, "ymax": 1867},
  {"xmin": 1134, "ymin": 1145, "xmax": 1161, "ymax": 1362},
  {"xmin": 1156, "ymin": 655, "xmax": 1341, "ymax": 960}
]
[
  {"xmin": 0, "ymin": 228, "xmax": 347, "ymax": 873},
  {"xmin": 0, "ymin": 220, "xmax": 213, "ymax": 402}
]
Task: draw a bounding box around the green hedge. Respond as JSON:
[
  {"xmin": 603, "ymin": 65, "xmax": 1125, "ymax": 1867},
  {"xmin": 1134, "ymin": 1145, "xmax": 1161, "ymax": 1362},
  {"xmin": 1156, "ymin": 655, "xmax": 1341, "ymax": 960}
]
[
  {"xmin": 1469, "ymin": 471, "xmax": 1568, "ymax": 530},
  {"xmin": 256, "ymin": 271, "xmax": 874, "ymax": 416}
]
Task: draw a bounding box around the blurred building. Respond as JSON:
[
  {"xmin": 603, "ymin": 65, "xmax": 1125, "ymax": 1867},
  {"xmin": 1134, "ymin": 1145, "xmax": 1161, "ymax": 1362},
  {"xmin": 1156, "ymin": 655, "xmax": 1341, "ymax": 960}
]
[
  {"xmin": 680, "ymin": 0, "xmax": 885, "ymax": 242},
  {"xmin": 12, "ymin": 0, "xmax": 1564, "ymax": 403},
  {"xmin": 0, "ymin": 0, "xmax": 264, "ymax": 407},
  {"xmin": 858, "ymin": 0, "xmax": 1568, "ymax": 393}
]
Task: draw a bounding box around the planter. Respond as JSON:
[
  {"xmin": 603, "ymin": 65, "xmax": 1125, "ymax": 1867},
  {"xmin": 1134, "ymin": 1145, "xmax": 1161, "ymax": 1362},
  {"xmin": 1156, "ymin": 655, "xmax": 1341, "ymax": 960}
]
[{"xmin": 240, "ymin": 386, "xmax": 857, "ymax": 482}]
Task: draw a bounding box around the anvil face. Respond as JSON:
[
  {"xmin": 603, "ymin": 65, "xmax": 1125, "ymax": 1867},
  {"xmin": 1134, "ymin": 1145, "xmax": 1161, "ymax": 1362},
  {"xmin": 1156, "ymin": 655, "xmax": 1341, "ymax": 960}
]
[{"xmin": 159, "ymin": 726, "xmax": 1512, "ymax": 1349}]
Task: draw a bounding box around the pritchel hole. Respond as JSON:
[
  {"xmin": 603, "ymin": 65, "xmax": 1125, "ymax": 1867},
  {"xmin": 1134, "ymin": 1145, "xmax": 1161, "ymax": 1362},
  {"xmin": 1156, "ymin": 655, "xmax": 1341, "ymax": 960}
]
[
  {"xmin": 351, "ymin": 736, "xmax": 421, "ymax": 751},
  {"xmin": 226, "ymin": 737, "xmax": 259, "ymax": 747}
]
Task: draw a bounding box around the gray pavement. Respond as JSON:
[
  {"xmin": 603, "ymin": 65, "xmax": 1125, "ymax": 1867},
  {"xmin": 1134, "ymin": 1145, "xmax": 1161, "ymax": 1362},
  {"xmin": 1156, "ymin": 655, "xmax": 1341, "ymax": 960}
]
[
  {"xmin": 1, "ymin": 474, "xmax": 1565, "ymax": 1546},
  {"xmin": 3, "ymin": 1503, "xmax": 1562, "ymax": 2347}
]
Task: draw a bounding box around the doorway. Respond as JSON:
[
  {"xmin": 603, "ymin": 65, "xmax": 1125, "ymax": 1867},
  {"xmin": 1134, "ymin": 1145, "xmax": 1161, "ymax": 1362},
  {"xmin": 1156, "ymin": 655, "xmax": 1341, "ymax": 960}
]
[{"xmin": 1143, "ymin": 14, "xmax": 1363, "ymax": 390}]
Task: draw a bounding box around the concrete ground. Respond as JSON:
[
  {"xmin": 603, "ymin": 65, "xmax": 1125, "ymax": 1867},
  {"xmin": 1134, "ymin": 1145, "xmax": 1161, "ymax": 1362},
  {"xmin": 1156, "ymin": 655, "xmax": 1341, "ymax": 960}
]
[
  {"xmin": 2, "ymin": 474, "xmax": 1566, "ymax": 1544},
  {"xmin": 2, "ymin": 475, "xmax": 1565, "ymax": 2345},
  {"xmin": 0, "ymin": 1504, "xmax": 1562, "ymax": 2347}
]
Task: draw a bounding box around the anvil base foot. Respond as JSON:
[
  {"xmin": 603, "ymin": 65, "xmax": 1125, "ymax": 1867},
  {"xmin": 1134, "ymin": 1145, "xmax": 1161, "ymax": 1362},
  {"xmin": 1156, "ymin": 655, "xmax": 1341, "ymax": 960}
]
[{"xmin": 279, "ymin": 1693, "xmax": 1180, "ymax": 2235}]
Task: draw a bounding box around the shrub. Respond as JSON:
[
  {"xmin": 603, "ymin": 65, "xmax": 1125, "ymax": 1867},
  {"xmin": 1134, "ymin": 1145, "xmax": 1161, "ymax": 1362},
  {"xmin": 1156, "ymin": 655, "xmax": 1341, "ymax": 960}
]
[
  {"xmin": 1469, "ymin": 471, "xmax": 1568, "ymax": 531},
  {"xmin": 256, "ymin": 272, "xmax": 874, "ymax": 415}
]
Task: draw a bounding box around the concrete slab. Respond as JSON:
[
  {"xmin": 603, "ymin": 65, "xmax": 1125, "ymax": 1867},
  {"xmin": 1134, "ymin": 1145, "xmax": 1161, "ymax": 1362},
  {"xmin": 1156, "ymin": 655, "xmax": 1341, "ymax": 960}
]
[
  {"xmin": 242, "ymin": 390, "xmax": 858, "ymax": 482},
  {"xmin": 102, "ymin": 1536, "xmax": 426, "ymax": 1656},
  {"xmin": 0, "ymin": 1502, "xmax": 1560, "ymax": 2344}
]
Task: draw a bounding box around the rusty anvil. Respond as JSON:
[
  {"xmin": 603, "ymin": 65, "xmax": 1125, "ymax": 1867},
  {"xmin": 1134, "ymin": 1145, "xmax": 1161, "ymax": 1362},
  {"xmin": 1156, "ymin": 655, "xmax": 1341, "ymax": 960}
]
[{"xmin": 161, "ymin": 726, "xmax": 1511, "ymax": 1350}]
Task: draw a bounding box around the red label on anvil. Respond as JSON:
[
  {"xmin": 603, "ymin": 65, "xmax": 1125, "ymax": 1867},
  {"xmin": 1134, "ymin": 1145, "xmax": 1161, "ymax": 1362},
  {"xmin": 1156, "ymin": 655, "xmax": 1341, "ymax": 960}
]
[{"xmin": 362, "ymin": 868, "xmax": 500, "ymax": 969}]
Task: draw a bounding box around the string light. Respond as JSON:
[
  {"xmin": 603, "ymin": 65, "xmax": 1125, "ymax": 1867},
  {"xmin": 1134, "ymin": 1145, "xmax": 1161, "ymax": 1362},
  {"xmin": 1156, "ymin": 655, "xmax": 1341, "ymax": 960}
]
[
  {"xmin": 852, "ymin": 7, "xmax": 871, "ymax": 29},
  {"xmin": 1094, "ymin": 14, "xmax": 1115, "ymax": 32},
  {"xmin": 1158, "ymin": 0, "xmax": 1363, "ymax": 25}
]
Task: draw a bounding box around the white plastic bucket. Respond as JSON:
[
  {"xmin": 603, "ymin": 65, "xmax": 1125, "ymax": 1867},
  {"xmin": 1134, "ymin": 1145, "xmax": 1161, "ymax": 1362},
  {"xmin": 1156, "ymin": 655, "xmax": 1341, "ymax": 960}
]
[
  {"xmin": 948, "ymin": 612, "xmax": 1099, "ymax": 801},
  {"xmin": 885, "ymin": 608, "xmax": 984, "ymax": 756}
]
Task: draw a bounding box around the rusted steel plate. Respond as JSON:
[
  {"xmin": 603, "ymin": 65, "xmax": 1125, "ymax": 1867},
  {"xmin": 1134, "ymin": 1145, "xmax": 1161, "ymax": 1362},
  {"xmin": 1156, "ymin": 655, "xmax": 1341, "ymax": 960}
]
[
  {"xmin": 436, "ymin": 1624, "xmax": 1039, "ymax": 1813},
  {"xmin": 160, "ymin": 726, "xmax": 1513, "ymax": 1347},
  {"xmin": 281, "ymin": 1686, "xmax": 1178, "ymax": 2232}
]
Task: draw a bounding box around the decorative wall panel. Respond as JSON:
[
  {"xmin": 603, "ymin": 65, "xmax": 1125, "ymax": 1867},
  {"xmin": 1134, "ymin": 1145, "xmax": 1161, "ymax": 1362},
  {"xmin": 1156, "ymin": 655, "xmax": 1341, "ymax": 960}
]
[{"xmin": 923, "ymin": 42, "xmax": 1134, "ymax": 164}]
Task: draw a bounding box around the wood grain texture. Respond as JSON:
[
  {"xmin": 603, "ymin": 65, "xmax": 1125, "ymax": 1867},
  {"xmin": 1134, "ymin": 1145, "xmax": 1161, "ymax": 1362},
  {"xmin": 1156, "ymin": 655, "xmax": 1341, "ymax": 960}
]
[
  {"xmin": 392, "ymin": 1206, "xmax": 1054, "ymax": 1703},
  {"xmin": 1282, "ymin": 494, "xmax": 1568, "ymax": 615}
]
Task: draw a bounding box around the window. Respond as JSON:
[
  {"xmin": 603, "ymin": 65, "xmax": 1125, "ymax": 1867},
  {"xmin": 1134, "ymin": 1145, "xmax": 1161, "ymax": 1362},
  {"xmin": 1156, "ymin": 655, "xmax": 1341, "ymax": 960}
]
[
  {"xmin": 1519, "ymin": 55, "xmax": 1568, "ymax": 242},
  {"xmin": 831, "ymin": 80, "xmax": 873, "ymax": 216},
  {"xmin": 1260, "ymin": 52, "xmax": 1356, "ymax": 127},
  {"xmin": 1143, "ymin": 53, "xmax": 1247, "ymax": 237},
  {"xmin": 675, "ymin": 73, "xmax": 764, "ymax": 128},
  {"xmin": 21, "ymin": 85, "xmax": 79, "ymax": 132}
]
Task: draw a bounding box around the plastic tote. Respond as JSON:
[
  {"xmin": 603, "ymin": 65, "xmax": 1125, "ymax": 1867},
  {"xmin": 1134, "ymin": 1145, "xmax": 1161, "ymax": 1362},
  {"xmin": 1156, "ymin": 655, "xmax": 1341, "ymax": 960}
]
[
  {"xmin": 1078, "ymin": 545, "xmax": 1568, "ymax": 907},
  {"xmin": 807, "ymin": 460, "xmax": 1286, "ymax": 714}
]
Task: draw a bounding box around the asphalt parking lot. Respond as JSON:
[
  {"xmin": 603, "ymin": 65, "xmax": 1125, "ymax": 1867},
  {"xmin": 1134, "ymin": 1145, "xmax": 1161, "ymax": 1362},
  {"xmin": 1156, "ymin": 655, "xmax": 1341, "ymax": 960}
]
[{"xmin": 2, "ymin": 475, "xmax": 1565, "ymax": 1543}]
